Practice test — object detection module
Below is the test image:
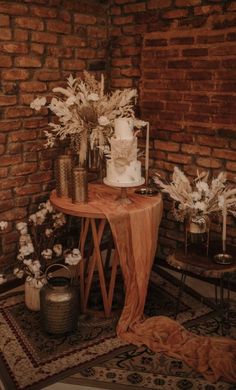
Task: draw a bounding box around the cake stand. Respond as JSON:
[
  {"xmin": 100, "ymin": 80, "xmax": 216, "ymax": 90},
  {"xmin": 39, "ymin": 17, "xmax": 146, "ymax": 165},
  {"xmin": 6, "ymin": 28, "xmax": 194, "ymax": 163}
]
[{"xmin": 103, "ymin": 177, "xmax": 145, "ymax": 204}]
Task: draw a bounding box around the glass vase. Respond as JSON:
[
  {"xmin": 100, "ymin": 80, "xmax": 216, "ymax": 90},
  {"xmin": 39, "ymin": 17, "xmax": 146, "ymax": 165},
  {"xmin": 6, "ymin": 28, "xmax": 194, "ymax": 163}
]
[{"xmin": 185, "ymin": 215, "xmax": 210, "ymax": 256}]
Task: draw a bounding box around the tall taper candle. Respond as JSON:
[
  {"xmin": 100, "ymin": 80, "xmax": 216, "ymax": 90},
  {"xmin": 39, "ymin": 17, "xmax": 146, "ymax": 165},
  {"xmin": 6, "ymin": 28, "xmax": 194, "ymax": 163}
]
[
  {"xmin": 101, "ymin": 74, "xmax": 104, "ymax": 96},
  {"xmin": 222, "ymin": 204, "xmax": 227, "ymax": 253},
  {"xmin": 145, "ymin": 121, "xmax": 149, "ymax": 175}
]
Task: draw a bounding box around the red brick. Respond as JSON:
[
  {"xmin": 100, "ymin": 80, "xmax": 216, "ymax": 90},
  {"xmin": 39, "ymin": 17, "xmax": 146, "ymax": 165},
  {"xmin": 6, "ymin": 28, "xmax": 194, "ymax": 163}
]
[
  {"xmin": 2, "ymin": 69, "xmax": 30, "ymax": 81},
  {"xmin": 0, "ymin": 14, "xmax": 9, "ymax": 26},
  {"xmin": 5, "ymin": 107, "xmax": 33, "ymax": 119},
  {"xmin": 123, "ymin": 3, "xmax": 146, "ymax": 13},
  {"xmin": 121, "ymin": 68, "xmax": 141, "ymax": 77},
  {"xmin": 110, "ymin": 6, "xmax": 121, "ymax": 15},
  {"xmin": 194, "ymin": 5, "xmax": 222, "ymax": 16},
  {"xmin": 32, "ymin": 31, "xmax": 57, "ymax": 44},
  {"xmin": 0, "ymin": 155, "xmax": 22, "ymax": 167},
  {"xmin": 74, "ymin": 14, "xmax": 96, "ymax": 25},
  {"xmin": 0, "ymin": 121, "xmax": 21, "ymax": 132},
  {"xmin": 196, "ymin": 157, "xmax": 222, "ymax": 169},
  {"xmin": 47, "ymin": 20, "xmax": 71, "ymax": 34},
  {"xmin": 154, "ymin": 140, "xmax": 179, "ymax": 152},
  {"xmin": 15, "ymin": 197, "xmax": 30, "ymax": 207},
  {"xmin": 147, "ymin": 0, "xmax": 171, "ymax": 9},
  {"xmin": 62, "ymin": 59, "xmax": 85, "ymax": 70},
  {"xmin": 30, "ymin": 5, "xmax": 57, "ymax": 18},
  {"xmin": 31, "ymin": 43, "xmax": 44, "ymax": 55},
  {"xmin": 20, "ymin": 81, "xmax": 46, "ymax": 93},
  {"xmin": 7, "ymin": 143, "xmax": 22, "ymax": 154},
  {"xmin": 114, "ymin": 0, "xmax": 136, "ymax": 4},
  {"xmin": 35, "ymin": 70, "xmax": 60, "ymax": 81},
  {"xmin": 39, "ymin": 160, "xmax": 53, "ymax": 170},
  {"xmin": 0, "ymin": 42, "xmax": 28, "ymax": 54},
  {"xmin": 0, "ymin": 3, "xmax": 28, "ymax": 15},
  {"xmin": 167, "ymin": 153, "xmax": 191, "ymax": 164},
  {"xmin": 162, "ymin": 9, "xmax": 189, "ymax": 19},
  {"xmin": 112, "ymin": 57, "xmax": 132, "ymax": 67},
  {"xmin": 0, "ymin": 208, "xmax": 27, "ymax": 221},
  {"xmin": 15, "ymin": 56, "xmax": 41, "ymax": 68},
  {"xmin": 9, "ymin": 130, "xmax": 37, "ymax": 142},
  {"xmin": 76, "ymin": 48, "xmax": 95, "ymax": 59},
  {"xmin": 47, "ymin": 47, "xmax": 73, "ymax": 57},
  {"xmin": 111, "ymin": 78, "xmax": 133, "ymax": 88},
  {"xmin": 0, "ymin": 28, "xmax": 11, "ymax": 40},
  {"xmin": 14, "ymin": 184, "xmax": 41, "ymax": 196},
  {"xmin": 14, "ymin": 29, "xmax": 28, "ymax": 41},
  {"xmin": 0, "ymin": 167, "xmax": 8, "ymax": 178},
  {"xmin": 181, "ymin": 144, "xmax": 211, "ymax": 156},
  {"xmin": 44, "ymin": 57, "xmax": 59, "ymax": 68},
  {"xmin": 0, "ymin": 190, "xmax": 12, "ymax": 201},
  {"xmin": 87, "ymin": 27, "xmax": 107, "ymax": 39},
  {"xmin": 122, "ymin": 46, "xmax": 140, "ymax": 56},
  {"xmin": 11, "ymin": 162, "xmax": 37, "ymax": 176},
  {"xmin": 0, "ymin": 95, "xmax": 17, "ymax": 106},
  {"xmin": 176, "ymin": 0, "xmax": 201, "ymax": 5},
  {"xmin": 212, "ymin": 149, "xmax": 236, "ymax": 161},
  {"xmin": 29, "ymin": 171, "xmax": 53, "ymax": 183},
  {"xmin": 226, "ymin": 161, "xmax": 236, "ymax": 172},
  {"xmin": 0, "ymin": 200, "xmax": 15, "ymax": 212},
  {"xmin": 62, "ymin": 36, "xmax": 85, "ymax": 47},
  {"xmin": 15, "ymin": 16, "xmax": 43, "ymax": 30},
  {"xmin": 113, "ymin": 15, "xmax": 134, "ymax": 25}
]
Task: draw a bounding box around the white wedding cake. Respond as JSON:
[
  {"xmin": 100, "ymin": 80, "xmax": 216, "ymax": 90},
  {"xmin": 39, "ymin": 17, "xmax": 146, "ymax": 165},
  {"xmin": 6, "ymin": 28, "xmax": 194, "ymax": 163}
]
[{"xmin": 104, "ymin": 118, "xmax": 144, "ymax": 187}]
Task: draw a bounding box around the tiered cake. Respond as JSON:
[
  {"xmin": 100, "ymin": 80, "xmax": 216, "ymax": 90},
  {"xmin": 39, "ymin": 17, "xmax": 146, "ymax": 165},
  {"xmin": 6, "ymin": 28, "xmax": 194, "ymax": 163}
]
[{"xmin": 104, "ymin": 118, "xmax": 144, "ymax": 187}]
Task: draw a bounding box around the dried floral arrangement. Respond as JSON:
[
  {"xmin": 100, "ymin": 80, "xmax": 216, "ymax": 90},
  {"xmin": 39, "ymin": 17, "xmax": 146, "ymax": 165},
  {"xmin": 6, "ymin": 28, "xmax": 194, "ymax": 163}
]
[
  {"xmin": 30, "ymin": 71, "xmax": 143, "ymax": 166},
  {"xmin": 153, "ymin": 167, "xmax": 236, "ymax": 223},
  {"xmin": 13, "ymin": 200, "xmax": 81, "ymax": 289}
]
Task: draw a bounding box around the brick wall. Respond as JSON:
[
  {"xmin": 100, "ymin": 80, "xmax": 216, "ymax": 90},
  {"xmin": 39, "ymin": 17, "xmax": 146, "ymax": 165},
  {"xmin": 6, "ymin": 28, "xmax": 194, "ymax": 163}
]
[
  {"xmin": 109, "ymin": 0, "xmax": 236, "ymax": 258},
  {"xmin": 0, "ymin": 0, "xmax": 109, "ymax": 271}
]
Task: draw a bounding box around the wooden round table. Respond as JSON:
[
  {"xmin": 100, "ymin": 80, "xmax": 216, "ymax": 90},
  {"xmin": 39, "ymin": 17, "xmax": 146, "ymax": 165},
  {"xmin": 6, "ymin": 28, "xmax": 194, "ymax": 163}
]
[{"xmin": 51, "ymin": 183, "xmax": 162, "ymax": 318}]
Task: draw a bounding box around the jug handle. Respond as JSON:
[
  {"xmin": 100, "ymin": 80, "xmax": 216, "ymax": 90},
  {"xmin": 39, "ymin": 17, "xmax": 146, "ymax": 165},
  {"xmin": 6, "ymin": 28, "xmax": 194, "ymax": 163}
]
[{"xmin": 45, "ymin": 263, "xmax": 72, "ymax": 284}]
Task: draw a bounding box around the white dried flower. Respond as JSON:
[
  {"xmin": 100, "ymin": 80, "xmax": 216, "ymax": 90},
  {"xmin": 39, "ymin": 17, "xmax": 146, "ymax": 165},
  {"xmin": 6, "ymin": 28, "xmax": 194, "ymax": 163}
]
[
  {"xmin": 30, "ymin": 96, "xmax": 46, "ymax": 111},
  {"xmin": 65, "ymin": 248, "xmax": 82, "ymax": 266},
  {"xmin": 88, "ymin": 93, "xmax": 99, "ymax": 101},
  {"xmin": 53, "ymin": 244, "xmax": 62, "ymax": 257},
  {"xmin": 41, "ymin": 249, "xmax": 53, "ymax": 260},
  {"xmin": 20, "ymin": 243, "xmax": 34, "ymax": 257},
  {"xmin": 16, "ymin": 222, "xmax": 28, "ymax": 234},
  {"xmin": 0, "ymin": 274, "xmax": 7, "ymax": 285},
  {"xmin": 13, "ymin": 268, "xmax": 24, "ymax": 279},
  {"xmin": 0, "ymin": 221, "xmax": 8, "ymax": 231}
]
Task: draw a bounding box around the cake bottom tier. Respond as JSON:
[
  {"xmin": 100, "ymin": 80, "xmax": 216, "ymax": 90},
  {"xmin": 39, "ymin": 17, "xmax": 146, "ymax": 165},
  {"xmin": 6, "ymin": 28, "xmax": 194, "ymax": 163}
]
[{"xmin": 105, "ymin": 160, "xmax": 143, "ymax": 186}]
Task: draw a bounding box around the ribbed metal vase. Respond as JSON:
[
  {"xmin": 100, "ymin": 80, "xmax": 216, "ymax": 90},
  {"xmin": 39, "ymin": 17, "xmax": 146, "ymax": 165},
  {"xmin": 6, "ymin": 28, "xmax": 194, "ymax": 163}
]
[
  {"xmin": 72, "ymin": 167, "xmax": 88, "ymax": 203},
  {"xmin": 40, "ymin": 264, "xmax": 79, "ymax": 334},
  {"xmin": 55, "ymin": 155, "xmax": 73, "ymax": 198}
]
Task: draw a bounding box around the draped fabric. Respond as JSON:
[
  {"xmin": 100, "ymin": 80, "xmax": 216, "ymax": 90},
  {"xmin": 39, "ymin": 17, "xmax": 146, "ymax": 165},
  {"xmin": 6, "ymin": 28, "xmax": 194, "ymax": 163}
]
[{"xmin": 89, "ymin": 184, "xmax": 236, "ymax": 384}]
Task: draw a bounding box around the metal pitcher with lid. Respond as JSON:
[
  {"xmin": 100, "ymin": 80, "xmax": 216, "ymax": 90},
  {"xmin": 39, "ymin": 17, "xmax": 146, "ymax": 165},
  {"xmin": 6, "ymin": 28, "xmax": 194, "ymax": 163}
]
[{"xmin": 40, "ymin": 263, "xmax": 79, "ymax": 334}]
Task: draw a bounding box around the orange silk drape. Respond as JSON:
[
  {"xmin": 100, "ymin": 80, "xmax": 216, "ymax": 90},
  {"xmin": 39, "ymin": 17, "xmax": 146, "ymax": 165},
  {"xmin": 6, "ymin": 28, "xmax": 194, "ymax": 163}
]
[{"xmin": 90, "ymin": 184, "xmax": 236, "ymax": 384}]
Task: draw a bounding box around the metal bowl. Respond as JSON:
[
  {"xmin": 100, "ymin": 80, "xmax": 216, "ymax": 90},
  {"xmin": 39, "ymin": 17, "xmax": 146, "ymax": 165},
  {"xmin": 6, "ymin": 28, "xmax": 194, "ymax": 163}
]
[{"xmin": 213, "ymin": 253, "xmax": 234, "ymax": 265}]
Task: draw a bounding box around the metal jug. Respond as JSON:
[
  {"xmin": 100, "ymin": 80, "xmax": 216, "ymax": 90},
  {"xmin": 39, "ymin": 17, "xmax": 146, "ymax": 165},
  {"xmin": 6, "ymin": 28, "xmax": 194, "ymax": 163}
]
[{"xmin": 40, "ymin": 264, "xmax": 79, "ymax": 334}]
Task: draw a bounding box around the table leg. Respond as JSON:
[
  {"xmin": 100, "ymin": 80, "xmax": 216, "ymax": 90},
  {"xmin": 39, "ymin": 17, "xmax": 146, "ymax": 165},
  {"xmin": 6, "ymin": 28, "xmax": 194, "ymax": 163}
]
[
  {"xmin": 175, "ymin": 272, "xmax": 187, "ymax": 319},
  {"xmin": 79, "ymin": 218, "xmax": 90, "ymax": 313}
]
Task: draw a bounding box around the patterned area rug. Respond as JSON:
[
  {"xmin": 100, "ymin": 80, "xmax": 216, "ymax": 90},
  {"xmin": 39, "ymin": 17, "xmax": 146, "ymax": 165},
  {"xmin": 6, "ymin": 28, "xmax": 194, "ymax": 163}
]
[{"xmin": 0, "ymin": 270, "xmax": 235, "ymax": 390}]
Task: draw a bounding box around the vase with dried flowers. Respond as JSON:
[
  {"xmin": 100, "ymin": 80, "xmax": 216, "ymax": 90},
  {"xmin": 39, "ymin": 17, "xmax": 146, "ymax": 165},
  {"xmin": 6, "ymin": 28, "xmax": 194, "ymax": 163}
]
[
  {"xmin": 14, "ymin": 200, "xmax": 82, "ymax": 311},
  {"xmin": 153, "ymin": 167, "xmax": 236, "ymax": 254},
  {"xmin": 30, "ymin": 71, "xmax": 143, "ymax": 169}
]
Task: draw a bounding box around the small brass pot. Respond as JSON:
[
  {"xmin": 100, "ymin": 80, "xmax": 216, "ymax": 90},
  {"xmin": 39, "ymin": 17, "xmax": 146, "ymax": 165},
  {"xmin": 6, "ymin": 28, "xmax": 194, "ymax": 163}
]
[{"xmin": 40, "ymin": 264, "xmax": 79, "ymax": 334}]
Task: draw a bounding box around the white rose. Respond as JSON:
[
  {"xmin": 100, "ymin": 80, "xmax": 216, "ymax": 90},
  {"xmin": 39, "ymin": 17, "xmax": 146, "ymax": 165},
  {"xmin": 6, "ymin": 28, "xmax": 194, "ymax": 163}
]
[
  {"xmin": 30, "ymin": 97, "xmax": 46, "ymax": 111},
  {"xmin": 98, "ymin": 116, "xmax": 110, "ymax": 126}
]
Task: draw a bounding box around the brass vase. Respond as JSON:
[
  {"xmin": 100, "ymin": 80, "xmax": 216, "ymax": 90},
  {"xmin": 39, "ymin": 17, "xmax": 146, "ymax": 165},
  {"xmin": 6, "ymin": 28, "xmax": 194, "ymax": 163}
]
[{"xmin": 55, "ymin": 155, "xmax": 73, "ymax": 198}]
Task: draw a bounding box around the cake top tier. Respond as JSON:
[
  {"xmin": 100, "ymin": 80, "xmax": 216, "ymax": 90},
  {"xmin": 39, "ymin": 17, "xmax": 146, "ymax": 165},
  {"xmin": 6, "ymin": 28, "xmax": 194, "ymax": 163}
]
[{"xmin": 114, "ymin": 118, "xmax": 134, "ymax": 140}]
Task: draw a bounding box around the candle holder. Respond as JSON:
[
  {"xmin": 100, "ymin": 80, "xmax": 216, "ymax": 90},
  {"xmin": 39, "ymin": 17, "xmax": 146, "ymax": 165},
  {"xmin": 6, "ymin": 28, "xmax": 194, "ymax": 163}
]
[{"xmin": 214, "ymin": 208, "xmax": 234, "ymax": 265}]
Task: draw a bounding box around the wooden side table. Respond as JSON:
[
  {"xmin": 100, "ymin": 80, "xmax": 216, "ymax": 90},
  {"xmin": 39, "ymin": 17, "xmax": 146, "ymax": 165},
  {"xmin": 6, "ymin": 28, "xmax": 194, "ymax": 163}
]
[
  {"xmin": 50, "ymin": 183, "xmax": 162, "ymax": 318},
  {"xmin": 167, "ymin": 246, "xmax": 236, "ymax": 334}
]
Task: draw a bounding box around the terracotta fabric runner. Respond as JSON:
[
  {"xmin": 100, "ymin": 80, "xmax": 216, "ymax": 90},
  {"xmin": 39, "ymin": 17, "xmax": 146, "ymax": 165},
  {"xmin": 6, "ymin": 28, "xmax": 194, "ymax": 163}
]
[{"xmin": 90, "ymin": 186, "xmax": 236, "ymax": 384}]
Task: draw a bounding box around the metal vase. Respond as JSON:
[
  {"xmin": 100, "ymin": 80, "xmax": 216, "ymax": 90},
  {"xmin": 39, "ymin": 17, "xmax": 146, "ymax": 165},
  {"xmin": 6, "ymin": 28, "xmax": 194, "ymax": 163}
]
[
  {"xmin": 40, "ymin": 264, "xmax": 79, "ymax": 334},
  {"xmin": 72, "ymin": 167, "xmax": 88, "ymax": 203},
  {"xmin": 55, "ymin": 155, "xmax": 73, "ymax": 198}
]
